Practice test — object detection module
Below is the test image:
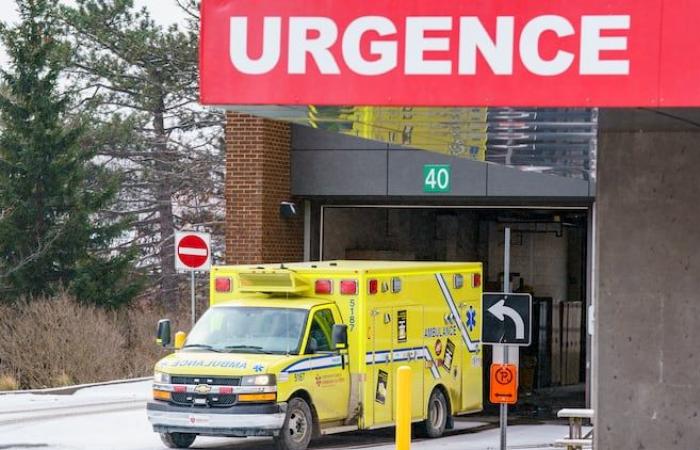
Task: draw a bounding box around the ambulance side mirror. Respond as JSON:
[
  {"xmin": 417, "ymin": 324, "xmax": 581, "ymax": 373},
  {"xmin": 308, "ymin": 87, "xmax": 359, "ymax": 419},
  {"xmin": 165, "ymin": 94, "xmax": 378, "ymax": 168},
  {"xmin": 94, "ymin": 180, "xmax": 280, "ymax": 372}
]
[
  {"xmin": 156, "ymin": 319, "xmax": 172, "ymax": 347},
  {"xmin": 332, "ymin": 324, "xmax": 348, "ymax": 350}
]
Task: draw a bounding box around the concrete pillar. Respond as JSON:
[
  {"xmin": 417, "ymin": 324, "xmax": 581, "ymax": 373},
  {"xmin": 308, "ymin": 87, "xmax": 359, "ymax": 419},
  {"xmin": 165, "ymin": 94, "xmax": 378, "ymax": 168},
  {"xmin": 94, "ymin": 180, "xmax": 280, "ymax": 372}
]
[
  {"xmin": 595, "ymin": 125, "xmax": 700, "ymax": 449},
  {"xmin": 224, "ymin": 112, "xmax": 303, "ymax": 264}
]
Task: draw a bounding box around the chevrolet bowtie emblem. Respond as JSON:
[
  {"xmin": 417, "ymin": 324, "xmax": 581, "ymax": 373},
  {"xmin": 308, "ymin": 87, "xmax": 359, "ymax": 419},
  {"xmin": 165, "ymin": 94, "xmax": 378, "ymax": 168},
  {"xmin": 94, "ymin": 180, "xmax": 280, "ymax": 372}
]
[{"xmin": 194, "ymin": 384, "xmax": 212, "ymax": 394}]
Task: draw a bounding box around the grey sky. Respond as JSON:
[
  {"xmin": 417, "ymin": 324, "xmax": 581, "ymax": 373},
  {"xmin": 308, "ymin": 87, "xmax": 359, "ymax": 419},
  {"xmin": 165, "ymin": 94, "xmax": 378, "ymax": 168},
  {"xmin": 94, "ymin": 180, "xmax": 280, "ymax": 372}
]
[{"xmin": 0, "ymin": 0, "xmax": 190, "ymax": 66}]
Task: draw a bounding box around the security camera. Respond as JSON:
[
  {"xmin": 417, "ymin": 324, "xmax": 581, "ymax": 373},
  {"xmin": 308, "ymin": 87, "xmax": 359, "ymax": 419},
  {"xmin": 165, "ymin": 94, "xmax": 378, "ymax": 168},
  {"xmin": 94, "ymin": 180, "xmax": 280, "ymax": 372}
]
[{"xmin": 280, "ymin": 202, "xmax": 297, "ymax": 218}]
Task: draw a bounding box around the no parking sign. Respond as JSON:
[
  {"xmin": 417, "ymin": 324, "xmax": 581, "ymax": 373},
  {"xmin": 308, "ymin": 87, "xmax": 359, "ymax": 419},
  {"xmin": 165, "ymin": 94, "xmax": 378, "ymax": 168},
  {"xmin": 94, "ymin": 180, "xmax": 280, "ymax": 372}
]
[{"xmin": 490, "ymin": 364, "xmax": 518, "ymax": 404}]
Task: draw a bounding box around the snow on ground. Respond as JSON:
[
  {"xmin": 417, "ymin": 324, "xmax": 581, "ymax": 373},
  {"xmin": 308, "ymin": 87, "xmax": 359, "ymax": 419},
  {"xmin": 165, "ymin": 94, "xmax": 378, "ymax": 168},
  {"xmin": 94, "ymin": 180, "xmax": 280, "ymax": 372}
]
[
  {"xmin": 70, "ymin": 380, "xmax": 152, "ymax": 400},
  {"xmin": 1, "ymin": 380, "xmax": 151, "ymax": 414},
  {"xmin": 3, "ymin": 379, "xmax": 151, "ymax": 402},
  {"xmin": 0, "ymin": 380, "xmax": 587, "ymax": 450}
]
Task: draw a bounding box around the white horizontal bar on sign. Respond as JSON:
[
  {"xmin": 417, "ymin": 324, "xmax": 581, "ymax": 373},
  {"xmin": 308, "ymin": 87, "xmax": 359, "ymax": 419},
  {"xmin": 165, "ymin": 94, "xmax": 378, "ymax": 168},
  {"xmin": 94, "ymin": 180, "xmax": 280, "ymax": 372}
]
[{"xmin": 178, "ymin": 247, "xmax": 208, "ymax": 256}]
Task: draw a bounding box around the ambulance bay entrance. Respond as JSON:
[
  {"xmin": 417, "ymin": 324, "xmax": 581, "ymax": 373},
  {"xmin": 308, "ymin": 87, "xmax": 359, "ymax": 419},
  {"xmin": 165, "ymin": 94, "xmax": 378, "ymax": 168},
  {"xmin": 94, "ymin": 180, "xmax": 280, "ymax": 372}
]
[{"xmin": 317, "ymin": 205, "xmax": 591, "ymax": 416}]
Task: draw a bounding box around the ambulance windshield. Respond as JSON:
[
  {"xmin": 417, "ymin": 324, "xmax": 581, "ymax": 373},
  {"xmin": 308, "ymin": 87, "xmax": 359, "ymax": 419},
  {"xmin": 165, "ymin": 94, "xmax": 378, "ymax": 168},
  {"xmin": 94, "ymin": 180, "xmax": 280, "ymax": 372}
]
[{"xmin": 184, "ymin": 306, "xmax": 307, "ymax": 354}]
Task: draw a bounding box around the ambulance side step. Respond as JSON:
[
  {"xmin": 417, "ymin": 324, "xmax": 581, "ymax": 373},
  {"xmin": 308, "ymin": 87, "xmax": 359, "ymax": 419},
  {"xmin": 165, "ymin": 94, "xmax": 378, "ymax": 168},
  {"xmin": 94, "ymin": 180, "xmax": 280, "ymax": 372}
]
[{"xmin": 320, "ymin": 424, "xmax": 360, "ymax": 435}]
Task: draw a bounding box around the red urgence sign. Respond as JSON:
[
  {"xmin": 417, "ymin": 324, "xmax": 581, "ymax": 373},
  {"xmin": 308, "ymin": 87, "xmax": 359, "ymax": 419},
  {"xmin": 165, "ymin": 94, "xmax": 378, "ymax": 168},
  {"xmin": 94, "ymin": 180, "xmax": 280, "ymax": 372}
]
[{"xmin": 200, "ymin": 0, "xmax": 700, "ymax": 107}]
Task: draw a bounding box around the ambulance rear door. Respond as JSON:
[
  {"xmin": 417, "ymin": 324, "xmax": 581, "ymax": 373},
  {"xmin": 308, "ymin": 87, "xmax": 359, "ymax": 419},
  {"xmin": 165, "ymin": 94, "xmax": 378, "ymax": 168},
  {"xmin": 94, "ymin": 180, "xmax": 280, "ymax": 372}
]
[{"xmin": 458, "ymin": 281, "xmax": 483, "ymax": 411}]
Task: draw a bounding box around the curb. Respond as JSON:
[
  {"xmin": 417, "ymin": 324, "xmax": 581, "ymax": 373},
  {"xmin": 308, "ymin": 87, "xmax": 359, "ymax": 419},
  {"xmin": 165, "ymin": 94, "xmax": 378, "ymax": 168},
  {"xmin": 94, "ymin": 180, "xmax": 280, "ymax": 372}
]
[{"xmin": 0, "ymin": 376, "xmax": 152, "ymax": 396}]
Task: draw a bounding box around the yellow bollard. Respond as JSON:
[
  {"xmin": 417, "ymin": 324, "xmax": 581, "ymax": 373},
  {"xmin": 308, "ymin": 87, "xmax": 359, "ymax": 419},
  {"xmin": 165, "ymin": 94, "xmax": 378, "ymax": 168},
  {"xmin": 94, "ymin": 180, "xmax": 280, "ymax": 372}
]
[{"xmin": 396, "ymin": 365, "xmax": 412, "ymax": 450}]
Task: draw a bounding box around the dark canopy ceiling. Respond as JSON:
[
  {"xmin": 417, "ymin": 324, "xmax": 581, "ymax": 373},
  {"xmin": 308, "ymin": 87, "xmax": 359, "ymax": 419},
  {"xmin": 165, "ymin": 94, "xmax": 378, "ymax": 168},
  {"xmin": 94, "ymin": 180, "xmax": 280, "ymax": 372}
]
[{"xmin": 229, "ymin": 106, "xmax": 598, "ymax": 180}]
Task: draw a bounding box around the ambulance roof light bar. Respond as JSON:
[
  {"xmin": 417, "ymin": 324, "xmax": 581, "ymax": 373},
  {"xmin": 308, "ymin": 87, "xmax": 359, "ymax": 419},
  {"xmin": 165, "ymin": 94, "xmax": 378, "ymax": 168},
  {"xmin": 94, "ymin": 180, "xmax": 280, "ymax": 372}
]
[
  {"xmin": 472, "ymin": 273, "xmax": 482, "ymax": 288},
  {"xmin": 340, "ymin": 280, "xmax": 358, "ymax": 295},
  {"xmin": 215, "ymin": 277, "xmax": 232, "ymax": 293},
  {"xmin": 368, "ymin": 279, "xmax": 378, "ymax": 295},
  {"xmin": 315, "ymin": 279, "xmax": 332, "ymax": 295}
]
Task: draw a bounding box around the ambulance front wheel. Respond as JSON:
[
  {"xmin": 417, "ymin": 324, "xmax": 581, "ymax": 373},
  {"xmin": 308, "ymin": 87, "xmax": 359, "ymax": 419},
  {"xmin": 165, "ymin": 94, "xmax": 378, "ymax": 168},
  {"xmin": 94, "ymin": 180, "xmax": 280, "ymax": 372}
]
[
  {"xmin": 274, "ymin": 397, "xmax": 313, "ymax": 450},
  {"xmin": 419, "ymin": 388, "xmax": 448, "ymax": 438},
  {"xmin": 160, "ymin": 432, "xmax": 196, "ymax": 449}
]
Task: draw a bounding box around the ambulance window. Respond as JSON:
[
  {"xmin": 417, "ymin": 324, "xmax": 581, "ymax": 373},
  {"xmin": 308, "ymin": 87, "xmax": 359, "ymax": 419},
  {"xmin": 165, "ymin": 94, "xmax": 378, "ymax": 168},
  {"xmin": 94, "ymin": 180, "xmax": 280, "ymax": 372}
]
[{"xmin": 306, "ymin": 309, "xmax": 335, "ymax": 353}]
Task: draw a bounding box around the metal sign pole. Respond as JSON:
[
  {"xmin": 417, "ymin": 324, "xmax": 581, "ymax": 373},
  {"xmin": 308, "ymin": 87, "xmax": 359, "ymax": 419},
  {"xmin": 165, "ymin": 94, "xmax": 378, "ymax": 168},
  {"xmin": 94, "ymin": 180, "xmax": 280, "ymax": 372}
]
[
  {"xmin": 191, "ymin": 271, "xmax": 196, "ymax": 327},
  {"xmin": 500, "ymin": 226, "xmax": 511, "ymax": 450}
]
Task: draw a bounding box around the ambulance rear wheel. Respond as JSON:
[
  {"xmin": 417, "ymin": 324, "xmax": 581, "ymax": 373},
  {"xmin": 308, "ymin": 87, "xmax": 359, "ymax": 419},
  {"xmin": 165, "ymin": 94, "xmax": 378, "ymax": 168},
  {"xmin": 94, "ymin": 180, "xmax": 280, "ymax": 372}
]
[
  {"xmin": 160, "ymin": 432, "xmax": 196, "ymax": 449},
  {"xmin": 275, "ymin": 397, "xmax": 313, "ymax": 450},
  {"xmin": 419, "ymin": 389, "xmax": 448, "ymax": 438}
]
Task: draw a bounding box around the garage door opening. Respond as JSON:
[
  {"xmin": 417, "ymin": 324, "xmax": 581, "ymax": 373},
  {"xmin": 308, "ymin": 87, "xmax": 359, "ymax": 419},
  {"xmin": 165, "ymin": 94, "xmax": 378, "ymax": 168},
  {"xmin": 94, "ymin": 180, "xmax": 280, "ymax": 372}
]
[{"xmin": 320, "ymin": 205, "xmax": 590, "ymax": 418}]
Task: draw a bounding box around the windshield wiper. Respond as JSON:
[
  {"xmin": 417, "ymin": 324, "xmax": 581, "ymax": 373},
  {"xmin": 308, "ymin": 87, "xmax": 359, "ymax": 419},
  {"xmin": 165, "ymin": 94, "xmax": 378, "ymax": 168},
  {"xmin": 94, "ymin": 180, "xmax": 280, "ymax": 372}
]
[
  {"xmin": 223, "ymin": 345, "xmax": 275, "ymax": 354},
  {"xmin": 181, "ymin": 344, "xmax": 223, "ymax": 353}
]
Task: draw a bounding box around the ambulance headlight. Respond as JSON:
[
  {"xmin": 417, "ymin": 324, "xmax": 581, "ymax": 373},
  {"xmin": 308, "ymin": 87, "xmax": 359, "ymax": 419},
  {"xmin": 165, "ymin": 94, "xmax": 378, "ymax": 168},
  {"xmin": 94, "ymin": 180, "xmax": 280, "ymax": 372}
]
[
  {"xmin": 153, "ymin": 371, "xmax": 171, "ymax": 384},
  {"xmin": 242, "ymin": 374, "xmax": 275, "ymax": 386}
]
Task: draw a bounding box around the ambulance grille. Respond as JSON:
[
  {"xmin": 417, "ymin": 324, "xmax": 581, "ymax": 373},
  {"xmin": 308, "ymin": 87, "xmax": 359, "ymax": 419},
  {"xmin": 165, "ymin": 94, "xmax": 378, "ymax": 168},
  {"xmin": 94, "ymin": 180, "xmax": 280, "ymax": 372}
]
[
  {"xmin": 170, "ymin": 376, "xmax": 241, "ymax": 386},
  {"xmin": 171, "ymin": 393, "xmax": 237, "ymax": 407}
]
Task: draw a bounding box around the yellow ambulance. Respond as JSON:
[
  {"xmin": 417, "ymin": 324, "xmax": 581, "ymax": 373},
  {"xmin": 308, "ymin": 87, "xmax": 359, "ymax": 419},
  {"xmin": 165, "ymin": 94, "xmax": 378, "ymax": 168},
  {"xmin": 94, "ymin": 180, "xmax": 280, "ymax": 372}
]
[{"xmin": 147, "ymin": 261, "xmax": 483, "ymax": 449}]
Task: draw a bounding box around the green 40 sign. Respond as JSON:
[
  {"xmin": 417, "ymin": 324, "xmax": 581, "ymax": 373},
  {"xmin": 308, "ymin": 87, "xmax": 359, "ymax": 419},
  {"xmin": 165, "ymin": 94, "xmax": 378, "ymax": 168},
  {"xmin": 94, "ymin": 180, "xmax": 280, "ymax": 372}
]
[{"xmin": 423, "ymin": 165, "xmax": 451, "ymax": 193}]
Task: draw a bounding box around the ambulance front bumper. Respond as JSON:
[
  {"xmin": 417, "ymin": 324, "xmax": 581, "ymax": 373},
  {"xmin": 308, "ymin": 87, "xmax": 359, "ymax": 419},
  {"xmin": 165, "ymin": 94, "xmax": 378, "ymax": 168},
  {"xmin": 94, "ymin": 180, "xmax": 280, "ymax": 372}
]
[{"xmin": 147, "ymin": 401, "xmax": 287, "ymax": 437}]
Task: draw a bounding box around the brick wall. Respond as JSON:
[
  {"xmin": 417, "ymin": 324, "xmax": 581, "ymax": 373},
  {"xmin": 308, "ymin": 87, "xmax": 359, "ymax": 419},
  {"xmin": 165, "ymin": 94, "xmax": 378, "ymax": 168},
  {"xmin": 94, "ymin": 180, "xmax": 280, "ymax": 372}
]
[{"xmin": 224, "ymin": 112, "xmax": 304, "ymax": 264}]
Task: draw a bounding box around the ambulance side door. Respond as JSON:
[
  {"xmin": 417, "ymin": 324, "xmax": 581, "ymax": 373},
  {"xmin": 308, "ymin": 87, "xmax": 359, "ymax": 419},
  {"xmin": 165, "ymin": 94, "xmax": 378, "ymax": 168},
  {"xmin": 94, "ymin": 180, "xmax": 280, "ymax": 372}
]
[
  {"xmin": 301, "ymin": 306, "xmax": 350, "ymax": 421},
  {"xmin": 370, "ymin": 307, "xmax": 394, "ymax": 425},
  {"xmin": 393, "ymin": 306, "xmax": 424, "ymax": 420}
]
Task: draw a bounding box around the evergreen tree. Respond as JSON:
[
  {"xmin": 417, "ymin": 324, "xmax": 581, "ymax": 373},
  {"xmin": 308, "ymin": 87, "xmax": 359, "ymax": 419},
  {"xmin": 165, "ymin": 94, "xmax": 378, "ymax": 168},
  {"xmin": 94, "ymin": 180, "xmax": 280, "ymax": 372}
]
[
  {"xmin": 61, "ymin": 0, "xmax": 224, "ymax": 309},
  {"xmin": 0, "ymin": 0, "xmax": 141, "ymax": 307}
]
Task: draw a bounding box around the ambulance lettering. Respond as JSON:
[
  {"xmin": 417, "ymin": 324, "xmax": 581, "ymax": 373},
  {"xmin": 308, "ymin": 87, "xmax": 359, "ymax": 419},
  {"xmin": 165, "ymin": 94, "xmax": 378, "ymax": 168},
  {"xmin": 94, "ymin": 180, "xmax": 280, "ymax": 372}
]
[
  {"xmin": 348, "ymin": 298, "xmax": 356, "ymax": 331},
  {"xmin": 159, "ymin": 359, "xmax": 247, "ymax": 369},
  {"xmin": 424, "ymin": 325, "xmax": 457, "ymax": 338},
  {"xmin": 315, "ymin": 373, "xmax": 344, "ymax": 387}
]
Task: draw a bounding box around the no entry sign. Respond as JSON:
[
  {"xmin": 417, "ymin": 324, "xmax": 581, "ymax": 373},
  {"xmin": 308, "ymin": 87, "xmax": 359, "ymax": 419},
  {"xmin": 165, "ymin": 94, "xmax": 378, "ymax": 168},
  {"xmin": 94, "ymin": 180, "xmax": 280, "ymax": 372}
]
[
  {"xmin": 175, "ymin": 231, "xmax": 211, "ymax": 272},
  {"xmin": 200, "ymin": 0, "xmax": 700, "ymax": 107}
]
